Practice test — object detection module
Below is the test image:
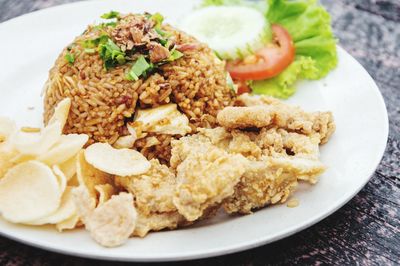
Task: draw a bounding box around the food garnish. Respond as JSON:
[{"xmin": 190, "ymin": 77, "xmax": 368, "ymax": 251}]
[
  {"xmin": 180, "ymin": 6, "xmax": 271, "ymax": 60},
  {"xmin": 98, "ymin": 38, "xmax": 126, "ymax": 69},
  {"xmin": 182, "ymin": 0, "xmax": 338, "ymax": 98},
  {"xmin": 64, "ymin": 52, "xmax": 75, "ymax": 64},
  {"xmin": 100, "ymin": 10, "xmax": 120, "ymax": 20},
  {"xmin": 226, "ymin": 24, "xmax": 295, "ymax": 80},
  {"xmin": 126, "ymin": 55, "xmax": 153, "ymax": 81},
  {"xmin": 77, "ymin": 12, "xmax": 184, "ymax": 77}
]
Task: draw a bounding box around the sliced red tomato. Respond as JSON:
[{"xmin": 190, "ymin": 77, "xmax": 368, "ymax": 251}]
[{"xmin": 226, "ymin": 24, "xmax": 295, "ymax": 81}]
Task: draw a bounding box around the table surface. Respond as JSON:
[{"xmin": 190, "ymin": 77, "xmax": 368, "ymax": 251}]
[{"xmin": 0, "ymin": 0, "xmax": 399, "ymax": 265}]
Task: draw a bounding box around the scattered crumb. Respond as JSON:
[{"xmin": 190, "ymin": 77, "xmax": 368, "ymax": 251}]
[
  {"xmin": 27, "ymin": 106, "xmax": 35, "ymax": 110},
  {"xmin": 287, "ymin": 198, "xmax": 299, "ymax": 208},
  {"xmin": 20, "ymin": 127, "xmax": 40, "ymax": 133}
]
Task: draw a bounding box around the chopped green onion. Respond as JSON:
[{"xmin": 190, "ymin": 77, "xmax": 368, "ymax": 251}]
[
  {"xmin": 84, "ymin": 48, "xmax": 96, "ymax": 54},
  {"xmin": 116, "ymin": 54, "xmax": 125, "ymax": 64},
  {"xmin": 168, "ymin": 50, "xmax": 184, "ymax": 61},
  {"xmin": 105, "ymin": 21, "xmax": 117, "ymax": 27},
  {"xmin": 93, "ymin": 21, "xmax": 117, "ymax": 30},
  {"xmin": 98, "ymin": 38, "xmax": 126, "ymax": 69},
  {"xmin": 155, "ymin": 28, "xmax": 166, "ymax": 37},
  {"xmin": 65, "ymin": 52, "xmax": 75, "ymax": 64},
  {"xmin": 151, "ymin": 13, "xmax": 164, "ymax": 27},
  {"xmin": 159, "ymin": 38, "xmax": 168, "ymax": 46},
  {"xmin": 82, "ymin": 35, "xmax": 126, "ymax": 69},
  {"xmin": 82, "ymin": 35, "xmax": 108, "ymax": 49},
  {"xmin": 127, "ymin": 56, "xmax": 153, "ymax": 81},
  {"xmin": 101, "ymin": 11, "xmax": 120, "ymax": 19}
]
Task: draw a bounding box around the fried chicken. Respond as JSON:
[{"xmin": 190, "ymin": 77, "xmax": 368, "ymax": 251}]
[
  {"xmin": 171, "ymin": 92, "xmax": 334, "ymax": 215},
  {"xmin": 254, "ymin": 128, "xmax": 321, "ymax": 159},
  {"xmin": 224, "ymin": 93, "xmax": 336, "ymax": 144},
  {"xmin": 115, "ymin": 159, "xmax": 176, "ymax": 215},
  {"xmin": 173, "ymin": 145, "xmax": 247, "ymax": 221},
  {"xmin": 170, "ymin": 128, "xmax": 225, "ymax": 170},
  {"xmin": 235, "ymin": 93, "xmax": 282, "ymax": 107},
  {"xmin": 223, "ymin": 156, "xmax": 325, "ymax": 214},
  {"xmin": 223, "ymin": 159, "xmax": 297, "ymax": 214},
  {"xmin": 114, "ymin": 159, "xmax": 186, "ymax": 236},
  {"xmin": 134, "ymin": 211, "xmax": 185, "ymax": 237}
]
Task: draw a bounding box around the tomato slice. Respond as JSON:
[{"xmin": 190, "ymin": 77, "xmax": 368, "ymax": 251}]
[{"xmin": 226, "ymin": 24, "xmax": 295, "ymax": 81}]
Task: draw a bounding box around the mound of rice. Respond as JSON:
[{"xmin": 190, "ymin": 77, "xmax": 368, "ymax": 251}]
[{"xmin": 43, "ymin": 13, "xmax": 235, "ymax": 162}]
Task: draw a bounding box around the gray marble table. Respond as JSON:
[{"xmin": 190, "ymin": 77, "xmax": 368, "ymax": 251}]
[{"xmin": 0, "ymin": 0, "xmax": 399, "ymax": 265}]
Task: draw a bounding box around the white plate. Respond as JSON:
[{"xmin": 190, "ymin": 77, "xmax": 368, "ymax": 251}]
[{"xmin": 0, "ymin": 0, "xmax": 388, "ymax": 262}]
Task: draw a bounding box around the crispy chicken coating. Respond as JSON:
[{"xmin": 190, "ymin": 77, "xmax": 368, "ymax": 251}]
[
  {"xmin": 235, "ymin": 93, "xmax": 281, "ymax": 107},
  {"xmin": 114, "ymin": 159, "xmax": 187, "ymax": 236},
  {"xmin": 133, "ymin": 211, "xmax": 185, "ymax": 237},
  {"xmin": 115, "ymin": 159, "xmax": 176, "ymax": 215},
  {"xmin": 171, "ymin": 122, "xmax": 327, "ymax": 215},
  {"xmin": 169, "ymin": 130, "xmax": 216, "ymax": 169},
  {"xmin": 223, "ymin": 159, "xmax": 297, "ymax": 214},
  {"xmin": 223, "ymin": 156, "xmax": 326, "ymax": 214},
  {"xmin": 224, "ymin": 94, "xmax": 335, "ymax": 144},
  {"xmin": 254, "ymin": 128, "xmax": 321, "ymax": 159},
  {"xmin": 173, "ymin": 146, "xmax": 246, "ymax": 221}
]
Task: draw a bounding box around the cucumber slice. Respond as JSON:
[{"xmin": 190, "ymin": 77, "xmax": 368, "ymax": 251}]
[{"xmin": 179, "ymin": 6, "xmax": 271, "ymax": 60}]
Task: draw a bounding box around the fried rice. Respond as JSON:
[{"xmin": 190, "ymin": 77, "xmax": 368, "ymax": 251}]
[{"xmin": 43, "ymin": 13, "xmax": 235, "ymax": 162}]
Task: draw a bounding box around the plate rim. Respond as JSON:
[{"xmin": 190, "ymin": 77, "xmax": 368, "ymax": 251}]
[{"xmin": 0, "ymin": 0, "xmax": 389, "ymax": 262}]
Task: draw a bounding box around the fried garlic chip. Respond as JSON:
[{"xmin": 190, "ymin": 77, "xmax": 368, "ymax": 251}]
[
  {"xmin": 84, "ymin": 143, "xmax": 151, "ymax": 176},
  {"xmin": 0, "ymin": 161, "xmax": 62, "ymax": 223}
]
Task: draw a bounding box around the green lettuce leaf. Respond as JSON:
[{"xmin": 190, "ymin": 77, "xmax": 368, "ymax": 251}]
[
  {"xmin": 266, "ymin": 0, "xmax": 337, "ymax": 79},
  {"xmin": 202, "ymin": 0, "xmax": 337, "ymax": 98},
  {"xmin": 251, "ymin": 56, "xmax": 319, "ymax": 98}
]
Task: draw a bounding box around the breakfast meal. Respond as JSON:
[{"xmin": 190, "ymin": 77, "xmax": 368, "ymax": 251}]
[{"xmin": 0, "ymin": 0, "xmax": 337, "ymax": 248}]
